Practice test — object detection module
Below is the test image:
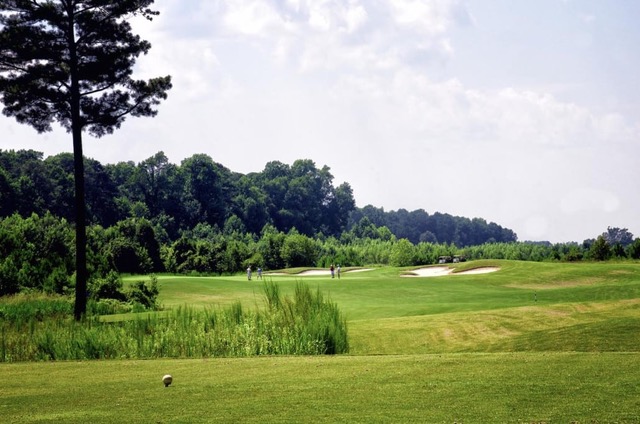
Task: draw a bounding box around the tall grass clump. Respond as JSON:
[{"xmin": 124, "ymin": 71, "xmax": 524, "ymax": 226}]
[
  {"xmin": 1, "ymin": 281, "xmax": 348, "ymax": 362},
  {"xmin": 0, "ymin": 293, "xmax": 73, "ymax": 325},
  {"xmin": 264, "ymin": 281, "xmax": 349, "ymax": 354}
]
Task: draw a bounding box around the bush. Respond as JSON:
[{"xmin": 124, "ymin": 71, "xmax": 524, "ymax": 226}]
[
  {"xmin": 281, "ymin": 233, "xmax": 319, "ymax": 268},
  {"xmin": 88, "ymin": 273, "xmax": 160, "ymax": 314},
  {"xmin": 87, "ymin": 298, "xmax": 132, "ymax": 315},
  {"xmin": 90, "ymin": 271, "xmax": 127, "ymax": 301},
  {"xmin": 126, "ymin": 275, "xmax": 159, "ymax": 310},
  {"xmin": 104, "ymin": 237, "xmax": 152, "ymax": 274},
  {"xmin": 0, "ymin": 213, "xmax": 74, "ymax": 295},
  {"xmin": 390, "ymin": 239, "xmax": 416, "ymax": 267}
]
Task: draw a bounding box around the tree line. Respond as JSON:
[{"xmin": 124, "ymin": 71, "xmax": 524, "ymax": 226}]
[
  {"xmin": 0, "ymin": 149, "xmax": 517, "ymax": 246},
  {"xmin": 350, "ymin": 207, "xmax": 517, "ymax": 246}
]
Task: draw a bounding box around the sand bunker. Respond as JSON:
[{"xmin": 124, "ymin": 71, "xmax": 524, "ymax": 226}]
[
  {"xmin": 266, "ymin": 268, "xmax": 373, "ymax": 276},
  {"xmin": 406, "ymin": 267, "xmax": 452, "ymax": 277},
  {"xmin": 298, "ymin": 270, "xmax": 332, "ymax": 276},
  {"xmin": 403, "ymin": 266, "xmax": 499, "ymax": 277},
  {"xmin": 297, "ymin": 268, "xmax": 372, "ymax": 276}
]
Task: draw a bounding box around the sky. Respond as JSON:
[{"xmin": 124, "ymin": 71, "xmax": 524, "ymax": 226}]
[{"xmin": 2, "ymin": 0, "xmax": 639, "ymax": 243}]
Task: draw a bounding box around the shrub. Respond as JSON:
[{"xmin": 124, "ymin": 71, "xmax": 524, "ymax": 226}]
[
  {"xmin": 281, "ymin": 233, "xmax": 319, "ymax": 268},
  {"xmin": 87, "ymin": 298, "xmax": 132, "ymax": 315},
  {"xmin": 91, "ymin": 271, "xmax": 127, "ymax": 301},
  {"xmin": 126, "ymin": 275, "xmax": 159, "ymax": 310},
  {"xmin": 390, "ymin": 238, "xmax": 416, "ymax": 267}
]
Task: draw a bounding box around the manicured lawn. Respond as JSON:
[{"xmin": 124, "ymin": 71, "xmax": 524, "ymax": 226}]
[
  {"xmin": 3, "ymin": 353, "xmax": 639, "ymax": 423},
  {"xmin": 4, "ymin": 260, "xmax": 640, "ymax": 422}
]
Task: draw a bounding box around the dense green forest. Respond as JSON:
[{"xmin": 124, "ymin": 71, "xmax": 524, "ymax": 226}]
[
  {"xmin": 0, "ymin": 149, "xmax": 516, "ymax": 243},
  {"xmin": 1, "ymin": 149, "xmax": 639, "ymax": 300}
]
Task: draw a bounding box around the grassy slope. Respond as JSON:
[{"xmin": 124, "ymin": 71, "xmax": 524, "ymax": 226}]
[
  {"xmin": 4, "ymin": 260, "xmax": 640, "ymax": 423},
  {"xmin": 347, "ymin": 260, "xmax": 640, "ymax": 354}
]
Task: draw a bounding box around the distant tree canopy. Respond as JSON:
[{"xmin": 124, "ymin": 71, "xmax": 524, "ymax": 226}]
[
  {"xmin": 0, "ymin": 150, "xmax": 518, "ymax": 246},
  {"xmin": 349, "ymin": 206, "xmax": 517, "ymax": 247},
  {"xmin": 601, "ymin": 227, "xmax": 635, "ymax": 248},
  {"xmin": 0, "ymin": 150, "xmax": 358, "ymax": 238}
]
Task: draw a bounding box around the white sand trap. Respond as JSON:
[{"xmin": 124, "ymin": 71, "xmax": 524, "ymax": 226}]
[
  {"xmin": 298, "ymin": 270, "xmax": 331, "ymax": 276},
  {"xmin": 403, "ymin": 267, "xmax": 452, "ymax": 277},
  {"xmin": 403, "ymin": 266, "xmax": 499, "ymax": 277},
  {"xmin": 297, "ymin": 268, "xmax": 373, "ymax": 276}
]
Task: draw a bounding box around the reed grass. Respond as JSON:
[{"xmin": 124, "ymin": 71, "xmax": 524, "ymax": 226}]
[
  {"xmin": 0, "ymin": 292, "xmax": 73, "ymax": 323},
  {"xmin": 0, "ymin": 281, "xmax": 348, "ymax": 362}
]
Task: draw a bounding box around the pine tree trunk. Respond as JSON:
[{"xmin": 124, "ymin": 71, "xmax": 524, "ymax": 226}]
[
  {"xmin": 72, "ymin": 125, "xmax": 87, "ymax": 320},
  {"xmin": 66, "ymin": 4, "xmax": 87, "ymax": 320}
]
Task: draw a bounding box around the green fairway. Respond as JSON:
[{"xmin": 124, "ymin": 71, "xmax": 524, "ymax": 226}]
[{"xmin": 3, "ymin": 260, "xmax": 640, "ymax": 422}]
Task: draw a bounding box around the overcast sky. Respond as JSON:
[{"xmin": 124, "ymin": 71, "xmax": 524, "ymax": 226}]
[{"xmin": 2, "ymin": 0, "xmax": 639, "ymax": 243}]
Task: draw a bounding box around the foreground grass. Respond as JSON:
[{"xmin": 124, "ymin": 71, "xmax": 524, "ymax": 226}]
[{"xmin": 3, "ymin": 353, "xmax": 638, "ymax": 423}]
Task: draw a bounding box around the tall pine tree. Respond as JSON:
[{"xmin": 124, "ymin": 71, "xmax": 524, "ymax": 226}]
[{"xmin": 0, "ymin": 0, "xmax": 172, "ymax": 319}]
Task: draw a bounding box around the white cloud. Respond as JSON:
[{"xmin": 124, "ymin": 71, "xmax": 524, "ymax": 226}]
[
  {"xmin": 304, "ymin": 0, "xmax": 368, "ymax": 33},
  {"xmin": 345, "ymin": 2, "xmax": 368, "ymax": 33},
  {"xmin": 224, "ymin": 0, "xmax": 288, "ymax": 36},
  {"xmin": 200, "ymin": 0, "xmax": 461, "ymax": 73},
  {"xmin": 328, "ymin": 65, "xmax": 640, "ymax": 152},
  {"xmin": 389, "ymin": 0, "xmax": 451, "ymax": 33}
]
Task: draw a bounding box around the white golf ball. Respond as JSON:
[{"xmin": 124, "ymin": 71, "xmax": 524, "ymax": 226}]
[{"xmin": 162, "ymin": 374, "xmax": 173, "ymax": 387}]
